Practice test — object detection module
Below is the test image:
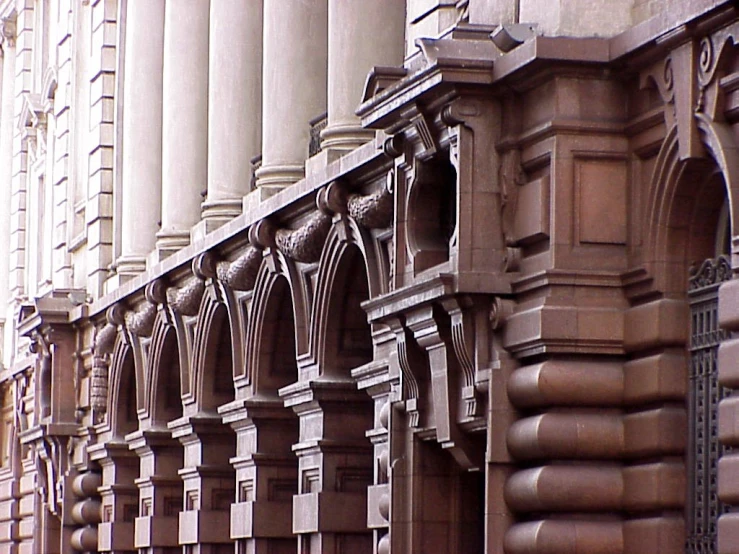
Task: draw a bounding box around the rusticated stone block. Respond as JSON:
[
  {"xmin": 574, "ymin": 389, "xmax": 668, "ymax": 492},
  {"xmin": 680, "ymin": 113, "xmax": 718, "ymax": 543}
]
[
  {"xmin": 97, "ymin": 521, "xmax": 134, "ymax": 551},
  {"xmin": 624, "ymin": 352, "xmax": 687, "ymax": 405},
  {"xmin": 622, "ymin": 462, "xmax": 684, "ymax": 512},
  {"xmin": 622, "ymin": 517, "xmax": 684, "ymax": 554},
  {"xmin": 719, "ymin": 279, "xmax": 739, "ymax": 331},
  {"xmin": 718, "ymin": 337, "xmax": 739, "ymax": 388},
  {"xmin": 719, "ymin": 513, "xmax": 739, "ymax": 553},
  {"xmin": 134, "ymin": 515, "xmax": 179, "ymax": 548},
  {"xmin": 179, "ymin": 509, "xmax": 231, "ymax": 544},
  {"xmin": 230, "ymin": 500, "xmax": 292, "ymax": 539},
  {"xmin": 718, "ymin": 452, "xmax": 739, "ymax": 505},
  {"xmin": 624, "ymin": 299, "xmax": 688, "ymax": 352},
  {"xmin": 623, "ymin": 407, "xmax": 686, "ymax": 458},
  {"xmin": 292, "ymin": 491, "xmax": 367, "ymax": 534}
]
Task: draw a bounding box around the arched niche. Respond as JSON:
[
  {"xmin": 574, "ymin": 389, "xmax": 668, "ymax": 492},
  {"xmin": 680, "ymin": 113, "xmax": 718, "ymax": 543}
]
[
  {"xmin": 321, "ymin": 244, "xmax": 373, "ymax": 377},
  {"xmin": 253, "ymin": 273, "xmax": 298, "ymax": 396},
  {"xmin": 148, "ymin": 326, "xmax": 183, "ymax": 426},
  {"xmin": 108, "ymin": 341, "xmax": 138, "ymax": 439},
  {"xmin": 195, "ymin": 303, "xmax": 235, "ymax": 412}
]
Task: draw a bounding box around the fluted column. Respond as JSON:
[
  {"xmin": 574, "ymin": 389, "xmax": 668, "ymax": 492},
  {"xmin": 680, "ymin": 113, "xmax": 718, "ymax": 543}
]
[
  {"xmin": 255, "ymin": 0, "xmax": 327, "ymax": 195},
  {"xmin": 157, "ymin": 0, "xmax": 209, "ymax": 255},
  {"xmin": 321, "ymin": 0, "xmax": 404, "ymax": 151},
  {"xmin": 116, "ymin": 0, "xmax": 165, "ymax": 276},
  {"xmin": 202, "ymin": 0, "xmax": 262, "ymax": 227}
]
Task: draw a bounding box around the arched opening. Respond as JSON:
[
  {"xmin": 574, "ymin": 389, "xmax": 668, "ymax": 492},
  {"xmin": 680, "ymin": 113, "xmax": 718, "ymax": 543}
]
[
  {"xmin": 234, "ymin": 274, "xmax": 299, "ymax": 553},
  {"xmin": 199, "ymin": 305, "xmax": 235, "ymax": 411},
  {"xmin": 257, "ymin": 275, "xmax": 298, "ymax": 394},
  {"xmin": 112, "ymin": 348, "xmax": 137, "ymax": 438},
  {"xmin": 678, "ymin": 162, "xmax": 732, "ymax": 554},
  {"xmin": 323, "ymin": 246, "xmax": 373, "ymax": 377},
  {"xmin": 152, "ymin": 329, "xmax": 183, "ymax": 425},
  {"xmin": 313, "ymin": 243, "xmax": 375, "ymax": 552}
]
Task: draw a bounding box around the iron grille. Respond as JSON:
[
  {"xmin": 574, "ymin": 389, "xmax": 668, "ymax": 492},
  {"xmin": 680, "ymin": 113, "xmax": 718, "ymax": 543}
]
[{"xmin": 686, "ymin": 255, "xmax": 732, "ymax": 554}]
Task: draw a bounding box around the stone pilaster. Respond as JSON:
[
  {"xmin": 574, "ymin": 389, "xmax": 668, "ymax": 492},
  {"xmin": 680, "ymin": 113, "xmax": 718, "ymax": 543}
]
[
  {"xmin": 86, "ymin": 0, "xmax": 118, "ymax": 295},
  {"xmin": 88, "ymin": 441, "xmax": 138, "ymax": 553},
  {"xmin": 320, "ymin": 0, "xmax": 403, "ymax": 153},
  {"xmin": 169, "ymin": 414, "xmax": 235, "ymax": 554},
  {"xmin": 117, "ymin": 0, "xmax": 165, "ymax": 277},
  {"xmin": 255, "ymin": 0, "xmax": 327, "ymax": 195},
  {"xmin": 0, "ymin": 23, "xmax": 16, "ymax": 340},
  {"xmin": 51, "ymin": 1, "xmax": 74, "ymax": 292},
  {"xmin": 281, "ymin": 380, "xmax": 374, "ymax": 554},
  {"xmin": 201, "ymin": 0, "xmax": 262, "ymax": 230},
  {"xmin": 9, "ymin": 6, "xmax": 31, "ymax": 300},
  {"xmin": 127, "ymin": 428, "xmax": 184, "ymax": 552},
  {"xmin": 157, "ymin": 0, "xmax": 209, "ymax": 257},
  {"xmin": 220, "ymin": 398, "xmax": 298, "ymax": 554}
]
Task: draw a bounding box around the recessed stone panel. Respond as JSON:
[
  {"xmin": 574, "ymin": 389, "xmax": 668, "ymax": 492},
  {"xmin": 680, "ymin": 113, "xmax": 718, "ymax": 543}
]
[{"xmin": 577, "ymin": 158, "xmax": 628, "ymax": 245}]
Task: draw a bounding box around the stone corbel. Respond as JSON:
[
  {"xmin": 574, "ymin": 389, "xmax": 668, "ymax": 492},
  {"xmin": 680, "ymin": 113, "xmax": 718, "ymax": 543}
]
[
  {"xmin": 215, "ymin": 231, "xmax": 264, "ymax": 292},
  {"xmin": 347, "ymin": 170, "xmax": 394, "ymax": 230},
  {"xmin": 35, "ymin": 435, "xmax": 71, "ymax": 518},
  {"xmin": 440, "ymin": 295, "xmax": 491, "ymax": 418},
  {"xmin": 166, "ymin": 275, "xmax": 206, "ymax": 317},
  {"xmin": 91, "ymin": 305, "xmax": 124, "ymax": 422},
  {"xmin": 386, "ymin": 317, "xmax": 421, "ymax": 428},
  {"xmin": 274, "ymin": 187, "xmax": 339, "ymax": 263},
  {"xmin": 399, "ymin": 103, "xmax": 438, "ymax": 160},
  {"xmin": 406, "ymin": 306, "xmax": 482, "ymax": 470}
]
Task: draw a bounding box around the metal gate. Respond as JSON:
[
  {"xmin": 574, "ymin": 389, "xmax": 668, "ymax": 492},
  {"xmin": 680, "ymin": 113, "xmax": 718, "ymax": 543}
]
[{"xmin": 686, "ymin": 255, "xmax": 732, "ymax": 554}]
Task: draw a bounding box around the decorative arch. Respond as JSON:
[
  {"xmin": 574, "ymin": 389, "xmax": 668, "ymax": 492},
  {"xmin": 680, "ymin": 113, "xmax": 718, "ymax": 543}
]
[
  {"xmin": 104, "ymin": 333, "xmax": 141, "ymax": 438},
  {"xmin": 189, "ymin": 292, "xmax": 235, "ymax": 412},
  {"xmin": 643, "ymin": 116, "xmax": 739, "ymax": 296},
  {"xmin": 308, "ymin": 218, "xmax": 382, "ymax": 374},
  {"xmin": 245, "ymin": 251, "xmax": 309, "ymax": 387},
  {"xmin": 144, "ymin": 312, "xmax": 184, "ymax": 425},
  {"xmin": 246, "ymin": 266, "xmax": 298, "ymax": 396}
]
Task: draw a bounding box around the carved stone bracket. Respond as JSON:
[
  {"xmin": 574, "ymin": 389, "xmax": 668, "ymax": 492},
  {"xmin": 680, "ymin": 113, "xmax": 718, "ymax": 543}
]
[
  {"xmin": 347, "ymin": 171, "xmax": 394, "ymax": 230},
  {"xmin": 35, "ymin": 435, "xmax": 72, "ymax": 518},
  {"xmin": 90, "ymin": 306, "xmax": 123, "ymax": 420},
  {"xmin": 216, "ymin": 246, "xmax": 263, "ymax": 291},
  {"xmin": 124, "ymin": 282, "xmax": 162, "ymax": 338},
  {"xmin": 166, "ymin": 276, "xmax": 206, "ymax": 317},
  {"xmin": 440, "ymin": 296, "xmax": 491, "ymax": 418},
  {"xmin": 275, "ymin": 211, "xmax": 332, "ymax": 264},
  {"xmin": 386, "ymin": 317, "xmax": 421, "ymax": 428},
  {"xmin": 273, "ymin": 185, "xmax": 349, "ymax": 264},
  {"xmin": 406, "ymin": 305, "xmax": 482, "ymax": 470}
]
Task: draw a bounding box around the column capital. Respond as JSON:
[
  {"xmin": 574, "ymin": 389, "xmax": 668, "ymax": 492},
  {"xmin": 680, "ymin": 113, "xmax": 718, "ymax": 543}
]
[{"xmin": 0, "ymin": 17, "xmax": 15, "ymax": 49}]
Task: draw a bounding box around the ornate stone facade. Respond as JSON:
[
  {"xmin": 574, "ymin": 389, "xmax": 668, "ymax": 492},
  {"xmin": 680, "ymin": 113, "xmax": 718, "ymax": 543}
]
[{"xmin": 2, "ymin": 0, "xmax": 739, "ymax": 553}]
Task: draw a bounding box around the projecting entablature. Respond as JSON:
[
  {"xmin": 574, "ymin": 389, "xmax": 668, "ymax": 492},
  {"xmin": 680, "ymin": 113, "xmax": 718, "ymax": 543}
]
[{"xmin": 358, "ymin": 31, "xmax": 516, "ymax": 295}]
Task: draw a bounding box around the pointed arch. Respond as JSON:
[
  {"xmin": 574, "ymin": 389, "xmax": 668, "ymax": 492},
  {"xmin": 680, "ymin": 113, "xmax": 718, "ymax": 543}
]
[
  {"xmin": 309, "ymin": 219, "xmax": 382, "ymax": 374},
  {"xmin": 245, "ymin": 252, "xmax": 309, "ymax": 387},
  {"xmin": 145, "ymin": 312, "xmax": 184, "ymax": 426},
  {"xmin": 190, "ymin": 290, "xmax": 236, "ymax": 412},
  {"xmin": 246, "ymin": 265, "xmax": 299, "ymax": 396},
  {"xmin": 105, "ymin": 333, "xmax": 140, "ymax": 438}
]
